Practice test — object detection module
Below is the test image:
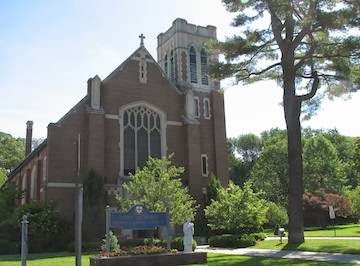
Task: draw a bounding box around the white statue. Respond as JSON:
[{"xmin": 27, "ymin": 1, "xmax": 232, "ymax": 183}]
[{"xmin": 183, "ymin": 218, "xmax": 194, "ymax": 252}]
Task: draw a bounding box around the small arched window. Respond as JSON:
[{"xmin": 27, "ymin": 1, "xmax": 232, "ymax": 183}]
[
  {"xmin": 201, "ymin": 49, "xmax": 208, "ymax": 85},
  {"xmin": 189, "ymin": 47, "xmax": 197, "ymax": 84}
]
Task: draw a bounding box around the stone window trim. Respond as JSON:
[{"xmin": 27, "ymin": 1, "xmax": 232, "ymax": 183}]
[
  {"xmin": 194, "ymin": 96, "xmax": 200, "ymax": 118},
  {"xmin": 118, "ymin": 101, "xmax": 167, "ymax": 178},
  {"xmin": 203, "ymin": 98, "xmax": 211, "ymax": 119},
  {"xmin": 201, "ymin": 154, "xmax": 209, "ymax": 177}
]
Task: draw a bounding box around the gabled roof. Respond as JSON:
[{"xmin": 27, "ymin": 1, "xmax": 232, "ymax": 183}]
[
  {"xmin": 102, "ymin": 45, "xmax": 182, "ymax": 94},
  {"xmin": 7, "ymin": 139, "xmax": 48, "ymax": 180}
]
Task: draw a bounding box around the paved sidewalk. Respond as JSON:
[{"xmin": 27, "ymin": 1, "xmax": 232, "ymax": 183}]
[{"xmin": 196, "ymin": 245, "xmax": 360, "ymax": 264}]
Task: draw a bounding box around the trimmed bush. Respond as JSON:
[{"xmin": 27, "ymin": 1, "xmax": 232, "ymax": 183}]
[
  {"xmin": 209, "ymin": 234, "xmax": 256, "ymax": 248},
  {"xmin": 171, "ymin": 237, "xmax": 196, "ymax": 251},
  {"xmin": 67, "ymin": 241, "xmax": 102, "ymax": 252},
  {"xmin": 11, "ymin": 201, "xmax": 71, "ymax": 253},
  {"xmin": 143, "ymin": 238, "xmax": 167, "ymax": 247},
  {"xmin": 250, "ymin": 232, "xmax": 266, "ymax": 241},
  {"xmin": 238, "ymin": 234, "xmax": 256, "ymax": 247},
  {"xmin": 0, "ymin": 239, "xmax": 19, "ymax": 254},
  {"xmin": 119, "ymin": 238, "xmax": 144, "ymax": 247}
]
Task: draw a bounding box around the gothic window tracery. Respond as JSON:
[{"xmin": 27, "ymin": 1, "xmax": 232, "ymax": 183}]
[
  {"xmin": 189, "ymin": 47, "xmax": 197, "ymax": 84},
  {"xmin": 123, "ymin": 106, "xmax": 162, "ymax": 175},
  {"xmin": 201, "ymin": 48, "xmax": 209, "ymax": 85}
]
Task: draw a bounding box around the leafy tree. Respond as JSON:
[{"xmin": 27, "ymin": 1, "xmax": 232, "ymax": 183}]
[
  {"xmin": 228, "ymin": 150, "xmax": 245, "ymax": 185},
  {"xmin": 233, "ymin": 134, "xmax": 262, "ymax": 163},
  {"xmin": 0, "ymin": 182, "xmax": 22, "ymax": 220},
  {"xmin": 228, "ymin": 135, "xmax": 262, "ymax": 185},
  {"xmin": 11, "ymin": 201, "xmax": 71, "ymax": 252},
  {"xmin": 82, "ymin": 169, "xmax": 105, "ymax": 207},
  {"xmin": 116, "ymin": 156, "xmax": 197, "ymax": 225},
  {"xmin": 303, "ymin": 189, "xmax": 352, "ymax": 227},
  {"xmin": 0, "ymin": 168, "xmax": 6, "ymax": 186},
  {"xmin": 205, "ymin": 182, "xmax": 268, "ymax": 234},
  {"xmin": 0, "ymin": 132, "xmax": 25, "ymax": 174},
  {"xmin": 353, "ymin": 138, "xmax": 360, "ymax": 185},
  {"xmin": 303, "ymin": 134, "xmax": 346, "ymax": 192},
  {"xmin": 207, "ymin": 175, "xmax": 222, "ymax": 202},
  {"xmin": 265, "ymin": 202, "xmax": 288, "ymax": 232},
  {"xmin": 250, "ymin": 134, "xmax": 288, "ymax": 206},
  {"xmin": 81, "ymin": 169, "xmax": 106, "ymax": 240},
  {"xmin": 344, "ymin": 186, "xmax": 360, "ymax": 219},
  {"xmin": 211, "ymin": 0, "xmax": 359, "ymax": 243}
]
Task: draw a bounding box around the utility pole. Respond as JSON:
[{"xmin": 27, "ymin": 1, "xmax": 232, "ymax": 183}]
[
  {"xmin": 21, "ymin": 215, "xmax": 28, "ymax": 266},
  {"xmin": 75, "ymin": 184, "xmax": 83, "ymax": 266}
]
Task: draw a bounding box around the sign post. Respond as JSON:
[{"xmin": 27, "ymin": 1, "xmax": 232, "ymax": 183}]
[
  {"xmin": 105, "ymin": 206, "xmax": 111, "ymax": 252},
  {"xmin": 21, "ymin": 215, "xmax": 28, "ymax": 266},
  {"xmin": 75, "ymin": 184, "xmax": 83, "ymax": 266}
]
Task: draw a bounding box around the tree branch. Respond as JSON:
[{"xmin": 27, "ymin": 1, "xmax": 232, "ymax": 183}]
[
  {"xmin": 267, "ymin": 1, "xmax": 284, "ymax": 48},
  {"xmin": 295, "ymin": 33, "xmax": 315, "ymax": 70},
  {"xmin": 293, "ymin": 0, "xmax": 317, "ymax": 48},
  {"xmin": 297, "ymin": 71, "xmax": 320, "ymax": 101},
  {"xmin": 245, "ymin": 62, "xmax": 282, "ymax": 77}
]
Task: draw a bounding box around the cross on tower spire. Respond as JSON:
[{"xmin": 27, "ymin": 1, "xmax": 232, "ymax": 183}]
[{"xmin": 139, "ymin": 33, "xmax": 145, "ymax": 47}]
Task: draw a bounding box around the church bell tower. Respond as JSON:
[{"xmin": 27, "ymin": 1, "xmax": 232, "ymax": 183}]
[{"xmin": 157, "ymin": 18, "xmax": 219, "ymax": 91}]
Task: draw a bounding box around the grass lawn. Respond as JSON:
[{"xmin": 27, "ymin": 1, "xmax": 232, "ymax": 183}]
[
  {"xmin": 0, "ymin": 253, "xmax": 356, "ymax": 266},
  {"xmin": 304, "ymin": 224, "xmax": 360, "ymax": 237},
  {"xmin": 255, "ymin": 239, "xmax": 360, "ymax": 254},
  {"xmin": 0, "ymin": 252, "xmax": 93, "ymax": 266},
  {"xmin": 264, "ymin": 224, "xmax": 360, "ymax": 237}
]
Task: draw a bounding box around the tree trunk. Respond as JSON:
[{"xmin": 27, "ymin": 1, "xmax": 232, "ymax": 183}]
[{"xmin": 283, "ymin": 71, "xmax": 305, "ymax": 244}]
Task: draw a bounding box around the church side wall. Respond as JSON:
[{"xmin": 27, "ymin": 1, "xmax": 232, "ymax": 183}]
[{"xmin": 47, "ymin": 101, "xmax": 87, "ymax": 221}]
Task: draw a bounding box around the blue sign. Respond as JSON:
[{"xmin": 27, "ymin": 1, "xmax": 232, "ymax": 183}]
[{"xmin": 110, "ymin": 205, "xmax": 168, "ymax": 230}]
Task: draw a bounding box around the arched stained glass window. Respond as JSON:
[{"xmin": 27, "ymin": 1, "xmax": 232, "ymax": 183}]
[
  {"xmin": 189, "ymin": 47, "xmax": 197, "ymax": 83},
  {"xmin": 123, "ymin": 106, "xmax": 162, "ymax": 175},
  {"xmin": 201, "ymin": 48, "xmax": 208, "ymax": 85}
]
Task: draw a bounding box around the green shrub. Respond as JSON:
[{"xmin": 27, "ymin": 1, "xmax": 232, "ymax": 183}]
[
  {"xmin": 250, "ymin": 232, "xmax": 266, "ymax": 241},
  {"xmin": 143, "ymin": 238, "xmax": 166, "ymax": 247},
  {"xmin": 238, "ymin": 234, "xmax": 256, "ymax": 247},
  {"xmin": 209, "ymin": 234, "xmax": 256, "ymax": 248},
  {"xmin": 205, "ymin": 182, "xmax": 268, "ymax": 234},
  {"xmin": 265, "ymin": 202, "xmax": 288, "ymax": 230},
  {"xmin": 171, "ymin": 237, "xmax": 196, "ymax": 251},
  {"xmin": 0, "ymin": 239, "xmax": 19, "ymax": 254},
  {"xmin": 67, "ymin": 241, "xmax": 102, "ymax": 252},
  {"xmin": 208, "ymin": 234, "xmax": 238, "ymax": 248},
  {"xmin": 119, "ymin": 238, "xmax": 144, "ymax": 247},
  {"xmin": 101, "ymin": 231, "xmax": 120, "ymax": 253},
  {"xmin": 12, "ymin": 201, "xmax": 71, "ymax": 253}
]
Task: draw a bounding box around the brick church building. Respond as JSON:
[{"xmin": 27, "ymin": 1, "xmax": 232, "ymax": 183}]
[{"xmin": 9, "ymin": 18, "xmax": 228, "ymax": 224}]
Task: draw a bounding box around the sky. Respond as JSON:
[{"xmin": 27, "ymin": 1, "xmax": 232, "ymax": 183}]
[{"xmin": 0, "ymin": 0, "xmax": 359, "ymax": 139}]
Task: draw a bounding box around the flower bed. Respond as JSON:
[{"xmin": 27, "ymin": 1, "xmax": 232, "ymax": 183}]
[{"xmin": 90, "ymin": 251, "xmax": 207, "ymax": 266}]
